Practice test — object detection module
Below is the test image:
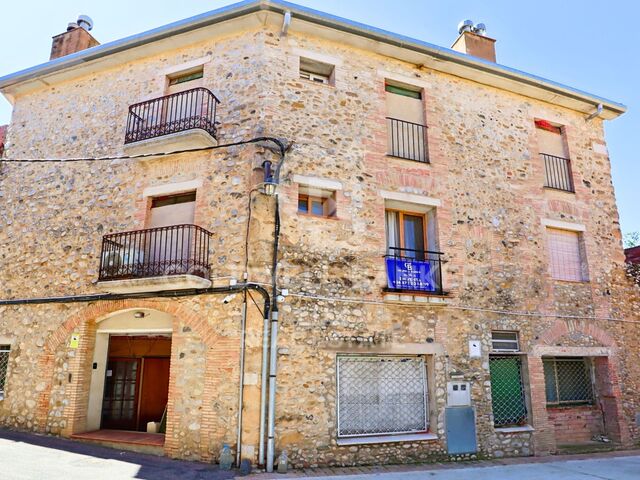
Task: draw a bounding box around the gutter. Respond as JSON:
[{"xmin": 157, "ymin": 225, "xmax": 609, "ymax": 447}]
[{"xmin": 0, "ymin": 0, "xmax": 626, "ymax": 116}]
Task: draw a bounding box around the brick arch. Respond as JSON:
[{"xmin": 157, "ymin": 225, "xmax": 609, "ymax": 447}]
[
  {"xmin": 35, "ymin": 298, "xmax": 215, "ymax": 432},
  {"xmin": 536, "ymin": 319, "xmax": 616, "ymax": 348}
]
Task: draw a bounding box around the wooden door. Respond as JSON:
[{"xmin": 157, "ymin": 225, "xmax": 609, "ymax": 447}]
[
  {"xmin": 101, "ymin": 358, "xmax": 141, "ymax": 430},
  {"xmin": 138, "ymin": 357, "xmax": 171, "ymax": 430}
]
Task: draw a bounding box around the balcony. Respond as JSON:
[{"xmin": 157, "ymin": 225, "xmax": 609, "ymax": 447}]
[
  {"xmin": 123, "ymin": 87, "xmax": 220, "ymax": 155},
  {"xmin": 542, "ymin": 153, "xmax": 574, "ymax": 192},
  {"xmin": 386, "ymin": 117, "xmax": 428, "ymax": 163},
  {"xmin": 97, "ymin": 224, "xmax": 212, "ymax": 293},
  {"xmin": 384, "ymin": 247, "xmax": 444, "ymax": 299}
]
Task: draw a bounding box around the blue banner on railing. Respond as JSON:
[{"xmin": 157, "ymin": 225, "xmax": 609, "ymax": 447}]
[{"xmin": 386, "ymin": 257, "xmax": 436, "ymax": 291}]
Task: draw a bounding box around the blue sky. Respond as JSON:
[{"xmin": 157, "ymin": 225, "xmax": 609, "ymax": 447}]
[{"xmin": 0, "ymin": 0, "xmax": 637, "ymax": 235}]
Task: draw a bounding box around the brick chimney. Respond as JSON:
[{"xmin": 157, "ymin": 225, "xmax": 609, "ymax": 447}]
[
  {"xmin": 50, "ymin": 15, "xmax": 99, "ymax": 60},
  {"xmin": 451, "ymin": 20, "xmax": 496, "ymax": 62}
]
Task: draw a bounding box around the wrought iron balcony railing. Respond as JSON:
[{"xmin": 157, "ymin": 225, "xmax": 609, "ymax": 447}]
[
  {"xmin": 98, "ymin": 224, "xmax": 212, "ymax": 282},
  {"xmin": 124, "ymin": 87, "xmax": 220, "ymax": 144},
  {"xmin": 384, "ymin": 247, "xmax": 444, "ymax": 295},
  {"xmin": 386, "ymin": 117, "xmax": 429, "ymax": 163},
  {"xmin": 542, "ymin": 153, "xmax": 574, "ymax": 192}
]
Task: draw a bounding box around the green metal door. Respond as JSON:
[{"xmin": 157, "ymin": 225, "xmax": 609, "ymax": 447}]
[{"xmin": 489, "ymin": 356, "xmax": 527, "ymax": 426}]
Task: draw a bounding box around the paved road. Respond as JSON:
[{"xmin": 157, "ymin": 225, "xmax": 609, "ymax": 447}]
[
  {"xmin": 1, "ymin": 429, "xmax": 639, "ymax": 479},
  {"xmin": 0, "ymin": 429, "xmax": 235, "ymax": 480}
]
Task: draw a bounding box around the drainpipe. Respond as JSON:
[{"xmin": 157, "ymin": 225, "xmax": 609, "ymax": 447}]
[
  {"xmin": 281, "ymin": 11, "xmax": 292, "ymax": 36},
  {"xmin": 585, "ymin": 103, "xmax": 603, "ymax": 121},
  {"xmin": 258, "ymin": 302, "xmax": 271, "ymax": 466},
  {"xmin": 235, "ymin": 292, "xmax": 248, "ymax": 466},
  {"xmin": 266, "ymin": 198, "xmax": 281, "ymax": 473}
]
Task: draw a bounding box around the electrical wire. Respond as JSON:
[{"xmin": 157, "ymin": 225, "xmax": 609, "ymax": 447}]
[
  {"xmin": 249, "ymin": 285, "xmax": 638, "ymax": 325},
  {"xmin": 0, "ymin": 136, "xmax": 285, "ymax": 163}
]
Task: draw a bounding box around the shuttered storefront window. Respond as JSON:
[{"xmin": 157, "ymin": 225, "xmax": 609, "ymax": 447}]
[
  {"xmin": 337, "ymin": 356, "xmax": 428, "ymax": 437},
  {"xmin": 547, "ymin": 228, "xmax": 587, "ymax": 281},
  {"xmin": 543, "ymin": 357, "xmax": 594, "ymax": 405},
  {"xmin": 489, "ymin": 356, "xmax": 528, "ymax": 426}
]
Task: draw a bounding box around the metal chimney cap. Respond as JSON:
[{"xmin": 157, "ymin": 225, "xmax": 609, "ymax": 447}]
[
  {"xmin": 458, "ymin": 19, "xmax": 474, "ymax": 34},
  {"xmin": 76, "ymin": 15, "xmax": 94, "ymax": 31},
  {"xmin": 473, "ymin": 23, "xmax": 487, "ymax": 36}
]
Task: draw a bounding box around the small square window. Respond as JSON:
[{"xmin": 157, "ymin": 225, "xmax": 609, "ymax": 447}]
[
  {"xmin": 297, "ymin": 193, "xmax": 336, "ymax": 218},
  {"xmin": 491, "ymin": 331, "xmax": 520, "ymax": 352},
  {"xmin": 300, "ymin": 57, "xmax": 334, "ymax": 85}
]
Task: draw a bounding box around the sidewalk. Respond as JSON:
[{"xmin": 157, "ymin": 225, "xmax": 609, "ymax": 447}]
[
  {"xmin": 1, "ymin": 428, "xmax": 638, "ymax": 480},
  {"xmin": 250, "ymin": 449, "xmax": 640, "ymax": 479}
]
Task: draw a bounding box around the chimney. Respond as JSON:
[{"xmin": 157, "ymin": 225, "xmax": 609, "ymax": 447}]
[
  {"xmin": 50, "ymin": 15, "xmax": 99, "ymax": 60},
  {"xmin": 451, "ymin": 20, "xmax": 496, "ymax": 62}
]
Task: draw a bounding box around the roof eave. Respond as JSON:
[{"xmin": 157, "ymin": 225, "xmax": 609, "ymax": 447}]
[{"xmin": 0, "ymin": 0, "xmax": 626, "ymax": 118}]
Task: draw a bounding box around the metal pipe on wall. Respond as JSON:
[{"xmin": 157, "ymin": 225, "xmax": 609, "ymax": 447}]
[
  {"xmin": 266, "ymin": 309, "xmax": 279, "ymax": 472},
  {"xmin": 235, "ymin": 294, "xmax": 248, "ymax": 467},
  {"xmin": 258, "ymin": 308, "xmax": 271, "ymax": 466}
]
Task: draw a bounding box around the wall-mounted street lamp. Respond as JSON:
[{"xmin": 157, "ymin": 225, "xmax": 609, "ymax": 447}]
[{"xmin": 261, "ymin": 159, "xmax": 278, "ymax": 196}]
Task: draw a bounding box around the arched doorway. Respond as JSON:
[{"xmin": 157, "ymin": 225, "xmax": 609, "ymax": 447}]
[{"xmin": 86, "ymin": 308, "xmax": 173, "ymax": 433}]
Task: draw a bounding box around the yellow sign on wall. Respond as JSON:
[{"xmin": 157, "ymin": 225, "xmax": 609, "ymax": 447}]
[{"xmin": 69, "ymin": 333, "xmax": 80, "ymax": 349}]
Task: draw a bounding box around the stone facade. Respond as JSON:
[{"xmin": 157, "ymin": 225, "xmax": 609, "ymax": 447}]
[{"xmin": 1, "ymin": 4, "xmax": 639, "ymax": 470}]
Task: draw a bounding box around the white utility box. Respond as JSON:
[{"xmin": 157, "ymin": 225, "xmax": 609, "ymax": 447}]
[{"xmin": 447, "ymin": 381, "xmax": 471, "ymax": 406}]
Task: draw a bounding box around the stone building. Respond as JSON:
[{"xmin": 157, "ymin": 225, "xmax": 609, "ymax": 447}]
[{"xmin": 0, "ymin": 0, "xmax": 638, "ymax": 471}]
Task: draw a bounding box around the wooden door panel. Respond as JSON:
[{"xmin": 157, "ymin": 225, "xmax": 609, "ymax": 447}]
[
  {"xmin": 138, "ymin": 357, "xmax": 171, "ymax": 430},
  {"xmin": 101, "ymin": 358, "xmax": 140, "ymax": 430}
]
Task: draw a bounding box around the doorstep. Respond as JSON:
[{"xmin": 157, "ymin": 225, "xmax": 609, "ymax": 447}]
[{"xmin": 70, "ymin": 430, "xmax": 165, "ymax": 456}]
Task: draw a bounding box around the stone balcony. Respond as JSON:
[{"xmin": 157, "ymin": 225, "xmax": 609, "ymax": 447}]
[{"xmin": 97, "ymin": 224, "xmax": 212, "ymax": 294}]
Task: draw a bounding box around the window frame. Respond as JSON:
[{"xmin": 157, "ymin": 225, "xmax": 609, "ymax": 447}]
[
  {"xmin": 167, "ymin": 67, "xmax": 204, "ymax": 87},
  {"xmin": 546, "ymin": 227, "xmax": 588, "ymax": 282},
  {"xmin": 385, "ymin": 83, "xmax": 423, "ymax": 99},
  {"xmin": 385, "ymin": 208, "xmax": 428, "ymax": 255},
  {"xmin": 0, "ymin": 345, "xmax": 10, "ymax": 400},
  {"xmin": 299, "ymin": 57, "xmax": 335, "ymax": 86},
  {"xmin": 543, "ymin": 357, "xmax": 594, "ymax": 406},
  {"xmin": 336, "ymin": 355, "xmax": 429, "ymax": 439},
  {"xmin": 297, "ymin": 193, "xmax": 336, "ymax": 218},
  {"xmin": 491, "ymin": 331, "xmax": 520, "ymax": 352}
]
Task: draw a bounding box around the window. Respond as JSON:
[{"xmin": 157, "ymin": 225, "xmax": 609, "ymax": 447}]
[
  {"xmin": 384, "ymin": 207, "xmax": 442, "ymax": 293},
  {"xmin": 0, "ymin": 345, "xmax": 10, "ymax": 400},
  {"xmin": 385, "ymin": 81, "xmax": 427, "ymax": 162},
  {"xmin": 168, "ymin": 68, "xmax": 204, "ymax": 86},
  {"xmin": 535, "ymin": 119, "xmax": 573, "ymax": 192},
  {"xmin": 151, "ymin": 191, "xmax": 196, "ymax": 209},
  {"xmin": 489, "ymin": 356, "xmax": 528, "ymax": 427},
  {"xmin": 385, "ymin": 84, "xmax": 422, "ymax": 99},
  {"xmin": 491, "ymin": 331, "xmax": 520, "ymax": 352},
  {"xmin": 299, "ymin": 57, "xmax": 334, "ymax": 85},
  {"xmin": 337, "ymin": 356, "xmax": 428, "ymax": 438},
  {"xmin": 543, "ymin": 357, "xmax": 593, "ymax": 405},
  {"xmin": 386, "ymin": 210, "xmax": 426, "ymax": 259},
  {"xmin": 546, "ymin": 228, "xmax": 588, "ymax": 282},
  {"xmin": 297, "ymin": 190, "xmax": 336, "ymax": 218}
]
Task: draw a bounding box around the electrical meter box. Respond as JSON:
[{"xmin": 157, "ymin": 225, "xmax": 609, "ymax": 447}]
[{"xmin": 447, "ymin": 381, "xmax": 471, "ymax": 406}]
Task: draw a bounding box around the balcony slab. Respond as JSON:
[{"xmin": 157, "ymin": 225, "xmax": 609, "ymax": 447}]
[
  {"xmin": 97, "ymin": 274, "xmax": 211, "ymax": 294},
  {"xmin": 123, "ymin": 129, "xmax": 217, "ymax": 158},
  {"xmin": 383, "ymin": 292, "xmax": 448, "ymax": 305}
]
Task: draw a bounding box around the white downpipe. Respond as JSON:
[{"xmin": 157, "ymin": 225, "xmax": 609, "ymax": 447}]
[
  {"xmin": 258, "ymin": 309, "xmax": 271, "ymax": 466},
  {"xmin": 266, "ymin": 309, "xmax": 279, "ymax": 472},
  {"xmin": 235, "ymin": 297, "xmax": 247, "ymax": 467}
]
